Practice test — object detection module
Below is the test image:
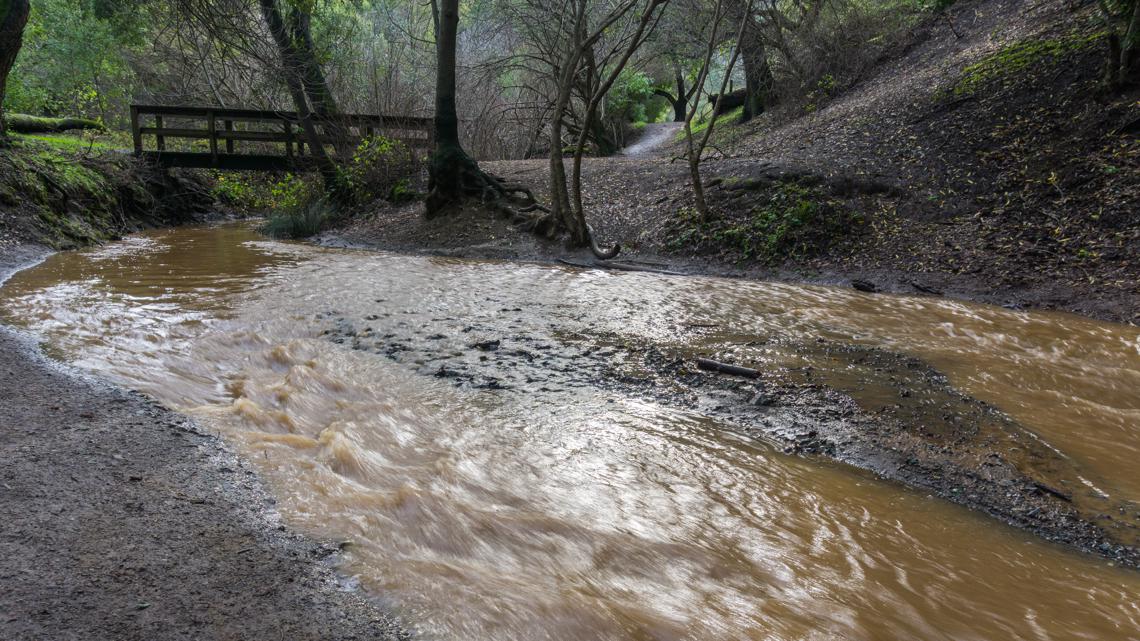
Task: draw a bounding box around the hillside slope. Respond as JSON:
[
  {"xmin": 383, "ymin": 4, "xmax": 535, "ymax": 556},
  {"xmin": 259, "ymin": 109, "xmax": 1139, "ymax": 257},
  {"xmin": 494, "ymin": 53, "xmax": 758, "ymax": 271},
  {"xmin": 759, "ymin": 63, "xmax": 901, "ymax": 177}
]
[
  {"xmin": 331, "ymin": 0, "xmax": 1137, "ymax": 322},
  {"xmin": 700, "ymin": 0, "xmax": 1138, "ymax": 321}
]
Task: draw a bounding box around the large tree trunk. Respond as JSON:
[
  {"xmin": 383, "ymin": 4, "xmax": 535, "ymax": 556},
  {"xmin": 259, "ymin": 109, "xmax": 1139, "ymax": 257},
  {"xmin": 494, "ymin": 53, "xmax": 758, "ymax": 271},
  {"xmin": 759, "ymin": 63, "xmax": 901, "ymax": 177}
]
[
  {"xmin": 424, "ymin": 0, "xmax": 546, "ymax": 224},
  {"xmin": 548, "ymin": 76, "xmax": 579, "ymax": 241},
  {"xmin": 737, "ymin": 7, "xmax": 771, "ymax": 122},
  {"xmin": 0, "ymin": 0, "xmax": 31, "ymax": 137},
  {"xmin": 258, "ymin": 0, "xmax": 336, "ymax": 183},
  {"xmin": 1121, "ymin": 0, "xmax": 1140, "ymax": 85},
  {"xmin": 652, "ymin": 67, "xmax": 688, "ymax": 122},
  {"xmin": 288, "ymin": 8, "xmax": 337, "ymax": 116},
  {"xmin": 426, "ymin": 0, "xmax": 467, "ymax": 216},
  {"xmin": 672, "ymin": 66, "xmax": 688, "ymax": 121}
]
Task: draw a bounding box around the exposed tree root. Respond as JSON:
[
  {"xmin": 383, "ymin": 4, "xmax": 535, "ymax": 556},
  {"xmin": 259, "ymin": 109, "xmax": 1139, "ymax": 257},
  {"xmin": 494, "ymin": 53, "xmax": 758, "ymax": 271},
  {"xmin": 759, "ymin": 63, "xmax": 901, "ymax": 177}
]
[{"xmin": 427, "ymin": 148, "xmax": 620, "ymax": 259}]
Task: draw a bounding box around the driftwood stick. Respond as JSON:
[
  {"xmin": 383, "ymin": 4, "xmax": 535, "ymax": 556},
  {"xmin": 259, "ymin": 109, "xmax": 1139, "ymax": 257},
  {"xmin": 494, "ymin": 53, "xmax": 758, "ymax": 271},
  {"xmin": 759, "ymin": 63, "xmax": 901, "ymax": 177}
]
[
  {"xmin": 556, "ymin": 258, "xmax": 683, "ymax": 276},
  {"xmin": 695, "ymin": 358, "xmax": 760, "ymax": 378}
]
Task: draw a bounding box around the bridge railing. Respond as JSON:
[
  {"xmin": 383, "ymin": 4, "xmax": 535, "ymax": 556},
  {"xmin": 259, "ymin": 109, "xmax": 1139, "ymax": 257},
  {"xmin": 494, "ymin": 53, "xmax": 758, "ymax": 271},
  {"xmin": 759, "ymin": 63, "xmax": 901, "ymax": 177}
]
[{"xmin": 130, "ymin": 104, "xmax": 434, "ymax": 171}]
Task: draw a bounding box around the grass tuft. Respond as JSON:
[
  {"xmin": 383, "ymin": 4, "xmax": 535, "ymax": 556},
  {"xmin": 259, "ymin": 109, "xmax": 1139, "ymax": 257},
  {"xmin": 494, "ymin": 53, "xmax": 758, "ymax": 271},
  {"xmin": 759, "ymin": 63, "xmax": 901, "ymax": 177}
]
[{"xmin": 260, "ymin": 197, "xmax": 332, "ymax": 239}]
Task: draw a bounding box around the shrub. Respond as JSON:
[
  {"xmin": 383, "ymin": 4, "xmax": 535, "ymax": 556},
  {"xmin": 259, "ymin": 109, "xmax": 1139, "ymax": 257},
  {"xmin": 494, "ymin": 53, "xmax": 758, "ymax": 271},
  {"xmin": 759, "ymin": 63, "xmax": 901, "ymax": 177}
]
[
  {"xmin": 765, "ymin": 0, "xmax": 923, "ymax": 112},
  {"xmin": 337, "ymin": 134, "xmax": 420, "ymax": 204}
]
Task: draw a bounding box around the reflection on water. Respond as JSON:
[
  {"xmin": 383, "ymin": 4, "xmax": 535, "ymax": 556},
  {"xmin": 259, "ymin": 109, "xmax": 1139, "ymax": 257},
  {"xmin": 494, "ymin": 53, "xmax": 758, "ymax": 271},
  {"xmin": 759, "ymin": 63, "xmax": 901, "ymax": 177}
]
[{"xmin": 3, "ymin": 223, "xmax": 1139, "ymax": 641}]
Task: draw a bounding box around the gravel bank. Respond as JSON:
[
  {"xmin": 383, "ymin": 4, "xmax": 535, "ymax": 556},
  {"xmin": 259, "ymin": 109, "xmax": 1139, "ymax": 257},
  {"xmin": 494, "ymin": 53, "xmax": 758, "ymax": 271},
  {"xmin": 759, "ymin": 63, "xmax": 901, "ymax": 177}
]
[{"xmin": 0, "ymin": 246, "xmax": 409, "ymax": 641}]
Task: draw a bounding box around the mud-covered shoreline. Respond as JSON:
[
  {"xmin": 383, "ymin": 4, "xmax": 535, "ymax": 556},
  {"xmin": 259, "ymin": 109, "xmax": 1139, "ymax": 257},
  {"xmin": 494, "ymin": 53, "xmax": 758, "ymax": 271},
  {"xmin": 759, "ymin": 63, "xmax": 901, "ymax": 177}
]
[
  {"xmin": 316, "ymin": 202, "xmax": 1139, "ymax": 326},
  {"xmin": 0, "ymin": 246, "xmax": 409, "ymax": 641}
]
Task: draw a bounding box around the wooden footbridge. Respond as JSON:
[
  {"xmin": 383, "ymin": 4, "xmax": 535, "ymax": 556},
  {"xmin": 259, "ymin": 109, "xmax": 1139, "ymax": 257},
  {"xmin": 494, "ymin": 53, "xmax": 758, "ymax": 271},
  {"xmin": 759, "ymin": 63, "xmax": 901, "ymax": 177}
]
[{"xmin": 130, "ymin": 104, "xmax": 433, "ymax": 171}]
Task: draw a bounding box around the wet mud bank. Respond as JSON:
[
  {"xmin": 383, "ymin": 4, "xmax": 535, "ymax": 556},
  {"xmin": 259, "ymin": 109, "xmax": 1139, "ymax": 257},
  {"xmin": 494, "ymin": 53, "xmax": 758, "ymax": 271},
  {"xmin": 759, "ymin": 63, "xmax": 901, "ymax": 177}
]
[
  {"xmin": 317, "ymin": 301, "xmax": 1140, "ymax": 569},
  {"xmin": 0, "ymin": 250, "xmax": 408, "ymax": 641},
  {"xmin": 317, "ymin": 205, "xmax": 1139, "ymax": 326}
]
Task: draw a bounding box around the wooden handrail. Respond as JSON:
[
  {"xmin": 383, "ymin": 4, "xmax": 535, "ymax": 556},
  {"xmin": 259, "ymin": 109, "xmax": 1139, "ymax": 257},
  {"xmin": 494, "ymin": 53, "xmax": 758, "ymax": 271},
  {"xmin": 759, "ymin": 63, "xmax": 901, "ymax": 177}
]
[{"xmin": 130, "ymin": 103, "xmax": 434, "ymax": 172}]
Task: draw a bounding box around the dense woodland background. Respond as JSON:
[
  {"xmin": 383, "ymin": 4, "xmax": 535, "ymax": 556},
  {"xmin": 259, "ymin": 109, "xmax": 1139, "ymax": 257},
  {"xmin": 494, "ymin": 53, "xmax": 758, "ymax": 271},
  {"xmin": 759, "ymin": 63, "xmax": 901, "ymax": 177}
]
[{"xmin": 5, "ymin": 0, "xmax": 1130, "ymax": 159}]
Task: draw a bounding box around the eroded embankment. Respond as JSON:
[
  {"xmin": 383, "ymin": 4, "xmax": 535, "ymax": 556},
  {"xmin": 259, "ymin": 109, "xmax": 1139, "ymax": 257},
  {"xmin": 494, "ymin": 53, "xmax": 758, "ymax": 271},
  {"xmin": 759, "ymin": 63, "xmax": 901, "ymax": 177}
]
[
  {"xmin": 0, "ymin": 140, "xmax": 213, "ymax": 252},
  {"xmin": 0, "ymin": 251, "xmax": 408, "ymax": 641}
]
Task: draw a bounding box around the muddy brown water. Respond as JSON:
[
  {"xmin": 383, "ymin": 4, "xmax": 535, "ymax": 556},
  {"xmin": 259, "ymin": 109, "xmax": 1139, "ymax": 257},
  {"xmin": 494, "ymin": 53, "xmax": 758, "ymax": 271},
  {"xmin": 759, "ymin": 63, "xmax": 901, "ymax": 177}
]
[{"xmin": 2, "ymin": 223, "xmax": 1139, "ymax": 640}]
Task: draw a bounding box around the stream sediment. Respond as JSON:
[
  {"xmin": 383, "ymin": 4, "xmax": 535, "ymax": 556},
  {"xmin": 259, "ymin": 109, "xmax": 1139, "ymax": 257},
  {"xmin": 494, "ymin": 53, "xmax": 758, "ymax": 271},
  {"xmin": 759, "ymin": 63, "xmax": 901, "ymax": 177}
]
[
  {"xmin": 4, "ymin": 224, "xmax": 1140, "ymax": 640},
  {"xmin": 0, "ymin": 247, "xmax": 408, "ymax": 641},
  {"xmin": 318, "ymin": 305, "xmax": 1140, "ymax": 569}
]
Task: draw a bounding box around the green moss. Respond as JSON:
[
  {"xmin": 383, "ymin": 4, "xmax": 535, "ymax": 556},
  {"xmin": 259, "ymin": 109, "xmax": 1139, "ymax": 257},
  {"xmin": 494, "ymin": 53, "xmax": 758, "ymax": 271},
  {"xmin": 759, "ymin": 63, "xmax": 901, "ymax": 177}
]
[
  {"xmin": 667, "ymin": 182, "xmax": 862, "ymax": 263},
  {"xmin": 951, "ymin": 32, "xmax": 1105, "ymax": 96},
  {"xmin": 676, "ymin": 107, "xmax": 744, "ymax": 142},
  {"xmin": 0, "ymin": 140, "xmax": 129, "ymax": 247},
  {"xmin": 32, "ymin": 151, "xmax": 108, "ymax": 197},
  {"xmin": 11, "ymin": 130, "xmax": 132, "ymax": 153}
]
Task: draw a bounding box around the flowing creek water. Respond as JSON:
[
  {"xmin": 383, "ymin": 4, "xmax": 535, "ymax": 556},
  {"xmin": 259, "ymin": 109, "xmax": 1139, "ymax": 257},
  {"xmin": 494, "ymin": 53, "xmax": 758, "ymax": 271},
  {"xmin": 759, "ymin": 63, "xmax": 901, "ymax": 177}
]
[{"xmin": 2, "ymin": 223, "xmax": 1139, "ymax": 640}]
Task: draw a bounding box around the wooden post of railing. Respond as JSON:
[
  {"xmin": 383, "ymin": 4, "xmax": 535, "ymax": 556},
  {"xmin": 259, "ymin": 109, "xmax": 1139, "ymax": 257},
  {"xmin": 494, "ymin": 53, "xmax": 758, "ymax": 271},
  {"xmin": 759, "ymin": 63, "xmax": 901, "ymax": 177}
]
[
  {"xmin": 208, "ymin": 110, "xmax": 218, "ymax": 162},
  {"xmin": 284, "ymin": 122, "xmax": 293, "ymax": 159},
  {"xmin": 225, "ymin": 120, "xmax": 234, "ymax": 153},
  {"xmin": 130, "ymin": 105, "xmax": 142, "ymax": 155},
  {"xmin": 155, "ymin": 115, "xmax": 165, "ymax": 152}
]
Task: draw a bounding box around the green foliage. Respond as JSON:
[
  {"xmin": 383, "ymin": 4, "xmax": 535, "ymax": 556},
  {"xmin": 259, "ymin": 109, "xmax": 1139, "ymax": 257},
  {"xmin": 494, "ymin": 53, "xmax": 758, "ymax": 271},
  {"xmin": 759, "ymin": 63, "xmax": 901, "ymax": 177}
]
[
  {"xmin": 667, "ymin": 182, "xmax": 862, "ymax": 263},
  {"xmin": 804, "ymin": 75, "xmax": 839, "ymax": 113},
  {"xmin": 254, "ymin": 166, "xmax": 331, "ymax": 240},
  {"xmin": 951, "ymin": 33, "xmax": 1105, "ymax": 96},
  {"xmin": 336, "ymin": 134, "xmax": 420, "ymax": 204},
  {"xmin": 212, "ymin": 172, "xmax": 321, "ymax": 213},
  {"xmin": 4, "ymin": 0, "xmax": 142, "ymax": 125},
  {"xmin": 607, "ymin": 69, "xmax": 666, "ymax": 124},
  {"xmin": 11, "ymin": 130, "xmax": 128, "ymax": 153},
  {"xmin": 676, "ymin": 107, "xmax": 743, "ymax": 142}
]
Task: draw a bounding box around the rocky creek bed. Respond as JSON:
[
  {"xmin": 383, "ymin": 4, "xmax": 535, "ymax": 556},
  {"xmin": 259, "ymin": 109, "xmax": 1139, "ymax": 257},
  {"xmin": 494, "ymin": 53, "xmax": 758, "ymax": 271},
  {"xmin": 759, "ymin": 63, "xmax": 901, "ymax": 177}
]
[{"xmin": 316, "ymin": 301, "xmax": 1140, "ymax": 569}]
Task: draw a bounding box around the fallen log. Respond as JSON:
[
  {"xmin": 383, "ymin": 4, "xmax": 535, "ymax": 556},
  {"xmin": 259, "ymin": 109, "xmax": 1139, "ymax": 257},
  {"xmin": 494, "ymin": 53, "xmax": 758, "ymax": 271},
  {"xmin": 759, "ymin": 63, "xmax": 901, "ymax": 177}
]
[
  {"xmin": 7, "ymin": 113, "xmax": 105, "ymax": 134},
  {"xmin": 556, "ymin": 258, "xmax": 684, "ymax": 276},
  {"xmin": 695, "ymin": 358, "xmax": 760, "ymax": 378}
]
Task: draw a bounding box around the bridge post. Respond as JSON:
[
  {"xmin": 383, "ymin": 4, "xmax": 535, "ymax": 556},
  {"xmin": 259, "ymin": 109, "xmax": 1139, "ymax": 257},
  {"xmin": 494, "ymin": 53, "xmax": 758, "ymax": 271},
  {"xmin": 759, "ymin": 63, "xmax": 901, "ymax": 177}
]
[
  {"xmin": 225, "ymin": 120, "xmax": 234, "ymax": 154},
  {"xmin": 208, "ymin": 110, "xmax": 218, "ymax": 163},
  {"xmin": 285, "ymin": 122, "xmax": 293, "ymax": 159},
  {"xmin": 130, "ymin": 106, "xmax": 142, "ymax": 156},
  {"xmin": 155, "ymin": 115, "xmax": 165, "ymax": 152}
]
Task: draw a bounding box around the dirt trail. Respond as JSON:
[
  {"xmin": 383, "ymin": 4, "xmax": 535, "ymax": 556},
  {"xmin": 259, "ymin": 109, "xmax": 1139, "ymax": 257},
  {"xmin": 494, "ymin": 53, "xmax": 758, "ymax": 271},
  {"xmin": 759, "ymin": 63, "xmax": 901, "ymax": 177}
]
[
  {"xmin": 0, "ymin": 248, "xmax": 408, "ymax": 641},
  {"xmin": 620, "ymin": 122, "xmax": 683, "ymax": 157}
]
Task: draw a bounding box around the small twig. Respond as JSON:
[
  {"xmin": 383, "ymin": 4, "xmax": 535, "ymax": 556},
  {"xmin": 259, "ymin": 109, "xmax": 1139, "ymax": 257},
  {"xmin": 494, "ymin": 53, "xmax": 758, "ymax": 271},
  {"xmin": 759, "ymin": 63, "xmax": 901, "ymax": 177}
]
[{"xmin": 695, "ymin": 358, "xmax": 760, "ymax": 378}]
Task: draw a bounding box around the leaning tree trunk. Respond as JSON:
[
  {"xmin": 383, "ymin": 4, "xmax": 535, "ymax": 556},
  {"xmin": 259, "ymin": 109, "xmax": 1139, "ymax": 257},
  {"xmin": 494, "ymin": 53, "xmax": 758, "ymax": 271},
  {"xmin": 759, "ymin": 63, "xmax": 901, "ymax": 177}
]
[
  {"xmin": 289, "ymin": 7, "xmax": 351, "ymax": 158},
  {"xmin": 0, "ymin": 0, "xmax": 31, "ymax": 137},
  {"xmin": 258, "ymin": 0, "xmax": 337, "ymax": 184}
]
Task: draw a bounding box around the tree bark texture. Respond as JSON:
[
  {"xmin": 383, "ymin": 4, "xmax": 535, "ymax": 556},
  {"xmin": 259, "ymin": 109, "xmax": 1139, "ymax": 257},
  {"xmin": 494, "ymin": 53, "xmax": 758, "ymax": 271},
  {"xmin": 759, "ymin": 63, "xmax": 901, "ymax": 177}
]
[
  {"xmin": 258, "ymin": 0, "xmax": 337, "ymax": 182},
  {"xmin": 736, "ymin": 4, "xmax": 772, "ymax": 121},
  {"xmin": 0, "ymin": 0, "xmax": 31, "ymax": 136},
  {"xmin": 425, "ymin": 0, "xmax": 480, "ymax": 217}
]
